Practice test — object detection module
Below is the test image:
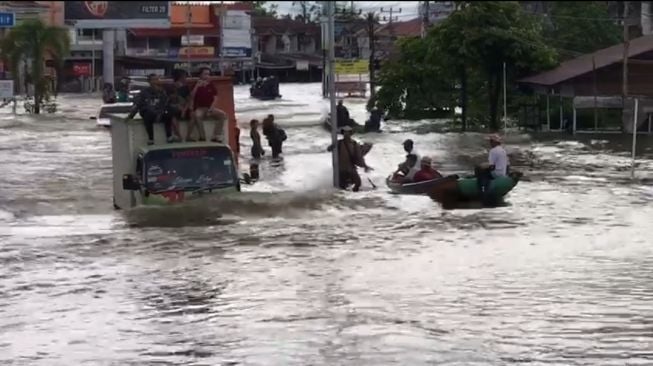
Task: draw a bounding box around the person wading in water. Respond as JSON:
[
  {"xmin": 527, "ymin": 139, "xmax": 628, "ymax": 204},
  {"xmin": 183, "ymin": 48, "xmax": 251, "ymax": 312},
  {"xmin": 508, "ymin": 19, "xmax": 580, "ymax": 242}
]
[{"xmin": 327, "ymin": 126, "xmax": 373, "ymax": 191}]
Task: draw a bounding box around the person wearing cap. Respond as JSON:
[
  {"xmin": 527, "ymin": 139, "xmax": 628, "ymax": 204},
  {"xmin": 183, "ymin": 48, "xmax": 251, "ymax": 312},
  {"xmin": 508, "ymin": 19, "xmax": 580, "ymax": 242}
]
[
  {"xmin": 327, "ymin": 125, "xmax": 372, "ymax": 191},
  {"xmin": 413, "ymin": 156, "xmax": 443, "ymax": 182},
  {"xmin": 487, "ymin": 134, "xmax": 509, "ymax": 177}
]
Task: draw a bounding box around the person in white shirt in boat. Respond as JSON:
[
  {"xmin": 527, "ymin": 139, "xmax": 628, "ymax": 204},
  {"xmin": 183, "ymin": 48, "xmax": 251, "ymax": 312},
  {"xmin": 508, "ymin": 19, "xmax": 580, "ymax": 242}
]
[
  {"xmin": 476, "ymin": 133, "xmax": 510, "ymax": 198},
  {"xmin": 487, "ymin": 134, "xmax": 509, "ymax": 177}
]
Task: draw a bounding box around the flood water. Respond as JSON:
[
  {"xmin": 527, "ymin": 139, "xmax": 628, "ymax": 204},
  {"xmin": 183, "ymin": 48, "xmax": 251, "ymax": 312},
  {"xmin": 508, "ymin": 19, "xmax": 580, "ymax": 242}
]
[{"xmin": 1, "ymin": 83, "xmax": 653, "ymax": 365}]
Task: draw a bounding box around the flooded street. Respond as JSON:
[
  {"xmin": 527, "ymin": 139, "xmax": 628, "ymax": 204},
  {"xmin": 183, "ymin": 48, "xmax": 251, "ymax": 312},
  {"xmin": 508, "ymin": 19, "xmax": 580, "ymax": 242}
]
[{"xmin": 1, "ymin": 83, "xmax": 653, "ymax": 365}]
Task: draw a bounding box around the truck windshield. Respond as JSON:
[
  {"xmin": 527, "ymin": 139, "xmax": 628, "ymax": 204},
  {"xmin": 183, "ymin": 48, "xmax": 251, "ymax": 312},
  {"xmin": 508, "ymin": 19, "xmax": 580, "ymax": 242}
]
[{"xmin": 143, "ymin": 146, "xmax": 236, "ymax": 193}]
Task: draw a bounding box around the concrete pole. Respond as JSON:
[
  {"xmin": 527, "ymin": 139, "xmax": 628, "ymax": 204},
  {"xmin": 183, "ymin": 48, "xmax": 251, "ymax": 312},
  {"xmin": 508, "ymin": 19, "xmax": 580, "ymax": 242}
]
[
  {"xmin": 327, "ymin": 1, "xmax": 339, "ymax": 188},
  {"xmin": 102, "ymin": 29, "xmax": 115, "ymax": 89}
]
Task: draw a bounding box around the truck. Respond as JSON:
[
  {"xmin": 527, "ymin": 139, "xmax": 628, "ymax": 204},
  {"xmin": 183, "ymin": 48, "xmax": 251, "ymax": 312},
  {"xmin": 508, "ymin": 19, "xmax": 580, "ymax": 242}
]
[{"xmin": 109, "ymin": 76, "xmax": 247, "ymax": 209}]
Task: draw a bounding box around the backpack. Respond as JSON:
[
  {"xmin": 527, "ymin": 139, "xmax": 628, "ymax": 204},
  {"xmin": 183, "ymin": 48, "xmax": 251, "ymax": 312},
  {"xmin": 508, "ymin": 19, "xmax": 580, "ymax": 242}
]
[{"xmin": 278, "ymin": 128, "xmax": 287, "ymax": 142}]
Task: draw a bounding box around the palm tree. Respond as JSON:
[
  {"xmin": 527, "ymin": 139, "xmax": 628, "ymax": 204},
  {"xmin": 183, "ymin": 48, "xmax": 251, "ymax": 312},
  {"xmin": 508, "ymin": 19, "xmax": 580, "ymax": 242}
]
[{"xmin": 0, "ymin": 19, "xmax": 70, "ymax": 114}]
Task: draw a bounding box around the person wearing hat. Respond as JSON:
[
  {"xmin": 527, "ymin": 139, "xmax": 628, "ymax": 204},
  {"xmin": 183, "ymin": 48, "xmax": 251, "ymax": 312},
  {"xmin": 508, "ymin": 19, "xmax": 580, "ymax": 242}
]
[
  {"xmin": 487, "ymin": 134, "xmax": 509, "ymax": 177},
  {"xmin": 413, "ymin": 156, "xmax": 443, "ymax": 182},
  {"xmin": 327, "ymin": 125, "xmax": 372, "ymax": 191}
]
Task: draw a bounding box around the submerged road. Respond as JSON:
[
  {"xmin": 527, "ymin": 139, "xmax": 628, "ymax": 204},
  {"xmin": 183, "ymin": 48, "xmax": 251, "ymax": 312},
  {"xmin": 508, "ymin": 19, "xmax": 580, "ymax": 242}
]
[{"xmin": 1, "ymin": 83, "xmax": 653, "ymax": 365}]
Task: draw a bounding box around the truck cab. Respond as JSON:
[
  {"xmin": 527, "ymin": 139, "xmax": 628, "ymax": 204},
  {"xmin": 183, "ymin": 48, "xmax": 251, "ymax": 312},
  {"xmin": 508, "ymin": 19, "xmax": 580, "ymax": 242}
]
[{"xmin": 120, "ymin": 143, "xmax": 240, "ymax": 208}]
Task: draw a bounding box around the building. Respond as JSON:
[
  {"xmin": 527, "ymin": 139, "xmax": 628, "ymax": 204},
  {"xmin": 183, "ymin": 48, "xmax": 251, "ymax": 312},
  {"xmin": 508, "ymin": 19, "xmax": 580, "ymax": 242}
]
[
  {"xmin": 355, "ymin": 18, "xmax": 421, "ymax": 63},
  {"xmin": 252, "ymin": 16, "xmax": 322, "ymax": 82},
  {"xmin": 519, "ymin": 34, "xmax": 653, "ymax": 134}
]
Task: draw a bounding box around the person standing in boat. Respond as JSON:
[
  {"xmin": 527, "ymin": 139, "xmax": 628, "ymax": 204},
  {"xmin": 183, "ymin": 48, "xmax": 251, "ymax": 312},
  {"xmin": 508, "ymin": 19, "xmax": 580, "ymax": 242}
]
[
  {"xmin": 327, "ymin": 126, "xmax": 373, "ymax": 192},
  {"xmin": 487, "ymin": 134, "xmax": 509, "ymax": 177},
  {"xmin": 189, "ymin": 67, "xmax": 228, "ymax": 142},
  {"xmin": 125, "ymin": 74, "xmax": 174, "ymax": 145}
]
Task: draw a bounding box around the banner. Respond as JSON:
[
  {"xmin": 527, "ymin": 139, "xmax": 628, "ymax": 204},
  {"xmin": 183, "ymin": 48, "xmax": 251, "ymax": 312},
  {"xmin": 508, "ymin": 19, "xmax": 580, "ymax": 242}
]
[
  {"xmin": 65, "ymin": 1, "xmax": 170, "ymax": 29},
  {"xmin": 179, "ymin": 46, "xmax": 215, "ymax": 58},
  {"xmin": 0, "ymin": 80, "xmax": 14, "ymax": 98},
  {"xmin": 72, "ymin": 63, "xmax": 91, "ymax": 77},
  {"xmin": 221, "ymin": 10, "xmax": 251, "ymax": 59},
  {"xmin": 334, "ymin": 59, "xmax": 368, "ymax": 75}
]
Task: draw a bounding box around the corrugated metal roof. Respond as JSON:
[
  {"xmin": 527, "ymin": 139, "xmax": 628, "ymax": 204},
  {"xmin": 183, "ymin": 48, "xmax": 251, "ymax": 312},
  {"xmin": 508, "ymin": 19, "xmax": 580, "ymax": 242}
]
[{"xmin": 519, "ymin": 34, "xmax": 653, "ymax": 87}]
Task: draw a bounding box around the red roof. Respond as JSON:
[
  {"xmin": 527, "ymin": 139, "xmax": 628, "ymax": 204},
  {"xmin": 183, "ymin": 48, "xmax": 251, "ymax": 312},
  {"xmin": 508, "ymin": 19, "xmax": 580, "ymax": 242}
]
[{"xmin": 377, "ymin": 18, "xmax": 421, "ymax": 38}]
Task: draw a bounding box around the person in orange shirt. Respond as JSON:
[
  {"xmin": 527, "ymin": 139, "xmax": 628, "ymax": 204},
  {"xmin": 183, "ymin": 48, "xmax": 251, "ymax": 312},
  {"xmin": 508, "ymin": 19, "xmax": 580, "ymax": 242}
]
[{"xmin": 413, "ymin": 157, "xmax": 443, "ymax": 182}]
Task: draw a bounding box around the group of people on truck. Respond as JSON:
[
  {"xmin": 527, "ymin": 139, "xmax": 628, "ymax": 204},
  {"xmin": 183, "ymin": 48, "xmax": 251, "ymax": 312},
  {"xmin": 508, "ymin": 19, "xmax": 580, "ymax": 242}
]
[{"xmin": 125, "ymin": 67, "xmax": 228, "ymax": 145}]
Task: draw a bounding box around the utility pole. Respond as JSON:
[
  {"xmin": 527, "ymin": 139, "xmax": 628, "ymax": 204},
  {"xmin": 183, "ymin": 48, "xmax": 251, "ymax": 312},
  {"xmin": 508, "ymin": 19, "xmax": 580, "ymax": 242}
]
[
  {"xmin": 421, "ymin": 1, "xmax": 430, "ymax": 38},
  {"xmin": 366, "ymin": 12, "xmax": 377, "ymax": 103},
  {"xmin": 380, "ymin": 6, "xmax": 401, "ymax": 26},
  {"xmin": 623, "ymin": 1, "xmax": 629, "ymax": 99},
  {"xmin": 186, "ymin": 2, "xmax": 192, "ymax": 74},
  {"xmin": 326, "ymin": 1, "xmax": 339, "ymax": 188}
]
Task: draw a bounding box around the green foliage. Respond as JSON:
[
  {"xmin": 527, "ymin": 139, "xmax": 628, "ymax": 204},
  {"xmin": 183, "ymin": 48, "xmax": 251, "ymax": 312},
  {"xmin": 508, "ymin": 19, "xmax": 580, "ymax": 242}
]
[
  {"xmin": 0, "ymin": 19, "xmax": 70, "ymax": 114},
  {"xmin": 292, "ymin": 1, "xmax": 320, "ymax": 23},
  {"xmin": 374, "ymin": 1, "xmax": 558, "ymax": 130},
  {"xmin": 248, "ymin": 1, "xmax": 278, "ymax": 17},
  {"xmin": 544, "ymin": 1, "xmax": 621, "ymax": 58}
]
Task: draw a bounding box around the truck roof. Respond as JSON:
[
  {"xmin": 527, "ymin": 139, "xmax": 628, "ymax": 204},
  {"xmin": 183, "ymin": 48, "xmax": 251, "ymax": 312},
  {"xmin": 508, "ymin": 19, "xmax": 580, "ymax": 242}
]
[{"xmin": 139, "ymin": 142, "xmax": 231, "ymax": 154}]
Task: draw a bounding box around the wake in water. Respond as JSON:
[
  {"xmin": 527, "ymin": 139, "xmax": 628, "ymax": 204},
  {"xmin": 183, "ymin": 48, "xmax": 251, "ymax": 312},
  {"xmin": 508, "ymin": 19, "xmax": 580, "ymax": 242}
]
[{"xmin": 122, "ymin": 189, "xmax": 390, "ymax": 227}]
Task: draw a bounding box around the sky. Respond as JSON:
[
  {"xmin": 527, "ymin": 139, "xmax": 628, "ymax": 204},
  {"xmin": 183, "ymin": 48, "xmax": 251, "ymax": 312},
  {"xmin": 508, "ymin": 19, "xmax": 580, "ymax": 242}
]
[{"xmin": 271, "ymin": 1, "xmax": 420, "ymax": 22}]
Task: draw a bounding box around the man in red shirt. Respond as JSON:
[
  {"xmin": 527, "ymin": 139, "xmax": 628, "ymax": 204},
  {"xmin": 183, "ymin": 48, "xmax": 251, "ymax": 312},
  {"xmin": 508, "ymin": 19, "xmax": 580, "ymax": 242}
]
[
  {"xmin": 413, "ymin": 156, "xmax": 443, "ymax": 182},
  {"xmin": 188, "ymin": 67, "xmax": 228, "ymax": 142}
]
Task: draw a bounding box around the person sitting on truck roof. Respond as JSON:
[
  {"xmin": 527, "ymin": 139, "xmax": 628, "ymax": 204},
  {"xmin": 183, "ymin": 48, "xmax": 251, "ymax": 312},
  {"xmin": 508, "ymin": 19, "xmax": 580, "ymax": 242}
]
[
  {"xmin": 125, "ymin": 74, "xmax": 174, "ymax": 145},
  {"xmin": 189, "ymin": 67, "xmax": 228, "ymax": 143}
]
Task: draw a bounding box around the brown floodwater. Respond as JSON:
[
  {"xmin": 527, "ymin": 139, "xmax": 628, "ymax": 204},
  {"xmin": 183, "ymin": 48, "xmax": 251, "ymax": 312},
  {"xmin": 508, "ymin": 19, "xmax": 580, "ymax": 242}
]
[{"xmin": 1, "ymin": 84, "xmax": 652, "ymax": 365}]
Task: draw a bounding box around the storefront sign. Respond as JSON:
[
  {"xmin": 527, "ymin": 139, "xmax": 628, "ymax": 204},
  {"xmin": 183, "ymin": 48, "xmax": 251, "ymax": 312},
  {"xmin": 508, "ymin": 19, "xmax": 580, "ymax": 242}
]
[
  {"xmin": 181, "ymin": 35, "xmax": 204, "ymax": 46},
  {"xmin": 221, "ymin": 10, "xmax": 252, "ymax": 59},
  {"xmin": 296, "ymin": 60, "xmax": 309, "ymax": 71},
  {"xmin": 179, "ymin": 46, "xmax": 215, "ymax": 58},
  {"xmin": 0, "ymin": 12, "xmax": 15, "ymax": 28},
  {"xmin": 73, "ymin": 63, "xmax": 92, "ymax": 77},
  {"xmin": 65, "ymin": 1, "xmax": 170, "ymax": 29},
  {"xmin": 334, "ymin": 59, "xmax": 368, "ymax": 75},
  {"xmin": 0, "ymin": 80, "xmax": 14, "ymax": 98}
]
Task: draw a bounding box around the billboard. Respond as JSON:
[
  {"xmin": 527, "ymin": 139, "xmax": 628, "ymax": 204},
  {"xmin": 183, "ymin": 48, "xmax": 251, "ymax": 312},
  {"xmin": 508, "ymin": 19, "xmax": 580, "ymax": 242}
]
[
  {"xmin": 335, "ymin": 59, "xmax": 368, "ymax": 75},
  {"xmin": 0, "ymin": 80, "xmax": 14, "ymax": 98},
  {"xmin": 221, "ymin": 10, "xmax": 252, "ymax": 59},
  {"xmin": 65, "ymin": 1, "xmax": 170, "ymax": 29}
]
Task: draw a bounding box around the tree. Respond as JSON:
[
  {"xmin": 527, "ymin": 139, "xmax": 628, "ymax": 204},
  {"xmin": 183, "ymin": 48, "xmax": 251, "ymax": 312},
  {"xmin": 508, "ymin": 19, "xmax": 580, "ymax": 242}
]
[
  {"xmin": 374, "ymin": 1, "xmax": 557, "ymax": 130},
  {"xmin": 0, "ymin": 19, "xmax": 70, "ymax": 114},
  {"xmin": 292, "ymin": 1, "xmax": 320, "ymax": 23},
  {"xmin": 544, "ymin": 1, "xmax": 621, "ymax": 58},
  {"xmin": 247, "ymin": 1, "xmax": 278, "ymax": 17}
]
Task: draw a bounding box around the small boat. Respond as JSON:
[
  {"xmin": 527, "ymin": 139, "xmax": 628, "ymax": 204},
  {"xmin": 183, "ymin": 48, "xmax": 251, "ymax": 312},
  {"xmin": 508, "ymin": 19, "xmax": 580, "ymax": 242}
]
[
  {"xmin": 428, "ymin": 172, "xmax": 522, "ymax": 207},
  {"xmin": 386, "ymin": 175, "xmax": 459, "ymax": 195},
  {"xmin": 94, "ymin": 102, "xmax": 134, "ymax": 128},
  {"xmin": 250, "ymin": 78, "xmax": 281, "ymax": 100}
]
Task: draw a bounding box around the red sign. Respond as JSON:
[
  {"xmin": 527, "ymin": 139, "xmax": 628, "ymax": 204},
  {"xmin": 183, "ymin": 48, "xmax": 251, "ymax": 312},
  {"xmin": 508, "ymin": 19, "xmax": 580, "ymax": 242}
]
[
  {"xmin": 171, "ymin": 149, "xmax": 208, "ymax": 158},
  {"xmin": 73, "ymin": 63, "xmax": 91, "ymax": 77},
  {"xmin": 84, "ymin": 1, "xmax": 108, "ymax": 17}
]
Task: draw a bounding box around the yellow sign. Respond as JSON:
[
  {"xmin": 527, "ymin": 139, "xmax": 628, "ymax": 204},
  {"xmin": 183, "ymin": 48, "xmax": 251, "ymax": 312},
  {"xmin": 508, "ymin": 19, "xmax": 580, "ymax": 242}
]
[{"xmin": 335, "ymin": 59, "xmax": 368, "ymax": 75}]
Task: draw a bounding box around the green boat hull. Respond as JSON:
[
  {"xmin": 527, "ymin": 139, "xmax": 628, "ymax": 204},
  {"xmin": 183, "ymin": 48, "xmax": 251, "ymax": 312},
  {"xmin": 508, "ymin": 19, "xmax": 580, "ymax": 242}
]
[
  {"xmin": 428, "ymin": 173, "xmax": 521, "ymax": 208},
  {"xmin": 457, "ymin": 176, "xmax": 518, "ymax": 201}
]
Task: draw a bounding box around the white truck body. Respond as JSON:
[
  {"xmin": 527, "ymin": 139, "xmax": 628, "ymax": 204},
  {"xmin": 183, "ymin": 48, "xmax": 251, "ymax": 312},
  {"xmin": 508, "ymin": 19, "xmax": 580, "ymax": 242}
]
[{"xmin": 110, "ymin": 114, "xmax": 232, "ymax": 209}]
